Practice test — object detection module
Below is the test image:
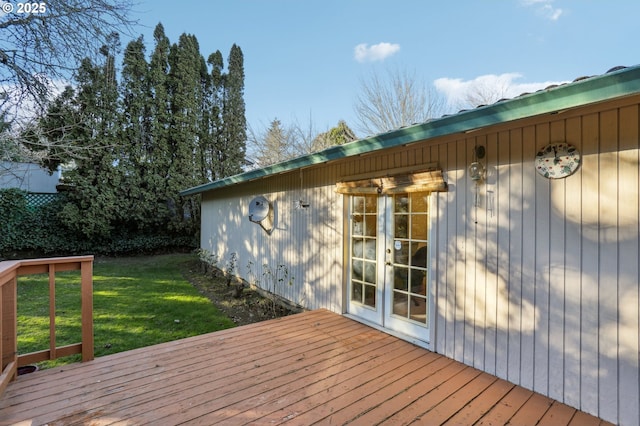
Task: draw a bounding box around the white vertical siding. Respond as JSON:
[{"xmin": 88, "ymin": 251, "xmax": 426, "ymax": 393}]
[
  {"xmin": 563, "ymin": 115, "xmax": 583, "ymax": 410},
  {"xmin": 507, "ymin": 127, "xmax": 525, "ymax": 387},
  {"xmin": 200, "ymin": 96, "xmax": 640, "ymax": 425},
  {"xmin": 431, "ymin": 99, "xmax": 640, "ymax": 425},
  {"xmin": 580, "ymin": 112, "xmax": 600, "ymax": 414},
  {"xmin": 200, "ymin": 167, "xmax": 344, "ymax": 313},
  {"xmin": 599, "ymin": 109, "xmax": 619, "ymax": 422}
]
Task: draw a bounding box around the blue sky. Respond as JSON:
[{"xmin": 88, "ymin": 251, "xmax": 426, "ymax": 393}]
[{"xmin": 131, "ymin": 0, "xmax": 640, "ymax": 137}]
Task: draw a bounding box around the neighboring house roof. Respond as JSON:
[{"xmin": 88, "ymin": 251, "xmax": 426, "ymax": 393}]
[
  {"xmin": 0, "ymin": 161, "xmax": 61, "ymax": 194},
  {"xmin": 181, "ymin": 65, "xmax": 640, "ymax": 196}
]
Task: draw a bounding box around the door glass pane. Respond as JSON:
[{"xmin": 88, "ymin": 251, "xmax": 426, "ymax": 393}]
[
  {"xmin": 352, "ymin": 216, "xmax": 363, "ymax": 236},
  {"xmin": 352, "ymin": 259, "xmax": 363, "ymax": 281},
  {"xmin": 394, "ymin": 215, "xmax": 408, "ymax": 238},
  {"xmin": 410, "ymin": 193, "xmax": 429, "ymax": 213},
  {"xmin": 364, "ymin": 284, "xmax": 376, "ymax": 307},
  {"xmin": 352, "ymin": 282, "xmax": 363, "ymax": 301},
  {"xmin": 353, "ymin": 196, "xmax": 364, "ymax": 212},
  {"xmin": 393, "ymin": 291, "xmax": 408, "ymax": 316},
  {"xmin": 352, "ymin": 238, "xmax": 362, "ymax": 257},
  {"xmin": 410, "ymin": 267, "xmax": 427, "ymax": 296},
  {"xmin": 394, "ymin": 241, "xmax": 409, "ymax": 265},
  {"xmin": 393, "ymin": 266, "xmax": 408, "ymax": 291},
  {"xmin": 363, "ymin": 239, "xmax": 376, "ymax": 260},
  {"xmin": 395, "ymin": 195, "xmax": 409, "ymax": 213},
  {"xmin": 365, "ymin": 196, "xmax": 377, "ymax": 213},
  {"xmin": 411, "ymin": 214, "xmax": 428, "ymax": 239},
  {"xmin": 364, "ymin": 260, "xmax": 376, "ymax": 284},
  {"xmin": 409, "ymin": 295, "xmax": 427, "ymax": 322},
  {"xmin": 410, "ymin": 242, "xmax": 427, "ymax": 268},
  {"xmin": 364, "ymin": 216, "xmax": 377, "ymax": 237}
]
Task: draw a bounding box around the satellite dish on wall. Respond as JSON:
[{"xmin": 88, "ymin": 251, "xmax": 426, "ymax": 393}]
[
  {"xmin": 248, "ymin": 195, "xmax": 274, "ymax": 234},
  {"xmin": 249, "ymin": 196, "xmax": 270, "ymax": 222}
]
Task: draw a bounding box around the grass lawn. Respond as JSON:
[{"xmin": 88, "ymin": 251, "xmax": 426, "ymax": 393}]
[{"xmin": 17, "ymin": 253, "xmax": 237, "ymax": 368}]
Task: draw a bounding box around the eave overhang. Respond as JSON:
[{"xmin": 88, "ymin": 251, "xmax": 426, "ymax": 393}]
[{"xmin": 181, "ymin": 64, "xmax": 640, "ymax": 196}]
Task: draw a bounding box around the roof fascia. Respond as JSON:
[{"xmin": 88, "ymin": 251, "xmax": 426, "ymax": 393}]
[{"xmin": 181, "ymin": 65, "xmax": 640, "ymax": 196}]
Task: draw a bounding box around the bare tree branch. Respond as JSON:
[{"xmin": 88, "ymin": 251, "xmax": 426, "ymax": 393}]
[
  {"xmin": 353, "ymin": 68, "xmax": 445, "ymax": 136},
  {"xmin": 0, "ymin": 0, "xmax": 137, "ymax": 117},
  {"xmin": 0, "ymin": 0, "xmax": 137, "ymax": 167},
  {"xmin": 458, "ymin": 79, "xmax": 511, "ymax": 110}
]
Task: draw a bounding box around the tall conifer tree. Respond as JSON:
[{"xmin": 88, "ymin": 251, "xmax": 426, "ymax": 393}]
[
  {"xmin": 166, "ymin": 33, "xmax": 204, "ymax": 231},
  {"xmin": 147, "ymin": 23, "xmax": 173, "ymax": 230},
  {"xmin": 56, "ymin": 34, "xmax": 122, "ymax": 238},
  {"xmin": 198, "ymin": 51, "xmax": 224, "ymax": 181},
  {"xmin": 219, "ymin": 44, "xmax": 246, "ymax": 178},
  {"xmin": 121, "ymin": 35, "xmax": 162, "ymax": 230}
]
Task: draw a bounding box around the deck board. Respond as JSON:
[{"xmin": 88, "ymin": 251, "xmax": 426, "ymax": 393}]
[
  {"xmin": 442, "ymin": 378, "xmax": 515, "ymax": 425},
  {"xmin": 0, "ymin": 309, "xmax": 613, "ymax": 425}
]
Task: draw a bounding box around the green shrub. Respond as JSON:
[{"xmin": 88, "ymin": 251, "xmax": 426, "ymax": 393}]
[{"xmin": 0, "ymin": 189, "xmax": 197, "ymax": 259}]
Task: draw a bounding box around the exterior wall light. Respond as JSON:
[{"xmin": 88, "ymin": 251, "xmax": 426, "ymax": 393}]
[
  {"xmin": 468, "ymin": 145, "xmax": 486, "ymax": 182},
  {"xmin": 469, "ymin": 145, "xmax": 486, "ymax": 223},
  {"xmin": 468, "ymin": 161, "xmax": 485, "ymax": 182}
]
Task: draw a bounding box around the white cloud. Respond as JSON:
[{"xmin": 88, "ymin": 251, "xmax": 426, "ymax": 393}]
[
  {"xmin": 434, "ymin": 73, "xmax": 570, "ymax": 110},
  {"xmin": 541, "ymin": 4, "xmax": 563, "ymax": 20},
  {"xmin": 521, "ymin": 0, "xmax": 563, "ymax": 21},
  {"xmin": 354, "ymin": 42, "xmax": 400, "ymax": 63}
]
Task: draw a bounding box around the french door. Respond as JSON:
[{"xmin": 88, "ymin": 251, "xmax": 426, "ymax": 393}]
[{"xmin": 347, "ymin": 192, "xmax": 431, "ymax": 343}]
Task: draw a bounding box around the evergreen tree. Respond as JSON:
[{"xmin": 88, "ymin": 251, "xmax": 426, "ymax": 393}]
[
  {"xmin": 121, "ymin": 36, "xmax": 150, "ymax": 159},
  {"xmin": 166, "ymin": 33, "xmax": 204, "ymax": 232},
  {"xmin": 219, "ymin": 44, "xmax": 246, "ymax": 178},
  {"xmin": 198, "ymin": 51, "xmax": 224, "ymax": 181},
  {"xmin": 255, "ymin": 118, "xmax": 295, "ymax": 166},
  {"xmin": 312, "ymin": 120, "xmax": 357, "ymax": 150},
  {"xmin": 148, "ymin": 23, "xmax": 173, "ymax": 214},
  {"xmin": 55, "ymin": 34, "xmax": 123, "ymax": 238},
  {"xmin": 194, "ymin": 52, "xmax": 211, "ymax": 182},
  {"xmin": 120, "ymin": 35, "xmax": 162, "ymax": 231}
]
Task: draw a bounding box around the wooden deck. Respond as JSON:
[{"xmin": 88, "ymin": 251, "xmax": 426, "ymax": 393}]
[{"xmin": 0, "ymin": 309, "xmax": 612, "ymax": 425}]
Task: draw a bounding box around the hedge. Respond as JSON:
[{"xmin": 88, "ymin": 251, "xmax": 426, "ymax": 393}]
[{"xmin": 0, "ymin": 189, "xmax": 197, "ymax": 259}]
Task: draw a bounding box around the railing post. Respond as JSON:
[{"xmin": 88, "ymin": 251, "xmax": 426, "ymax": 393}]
[
  {"xmin": 80, "ymin": 259, "xmax": 94, "ymax": 362},
  {"xmin": 1, "ymin": 274, "xmax": 18, "ymax": 389},
  {"xmin": 2, "ymin": 276, "xmax": 17, "ymax": 373},
  {"xmin": 48, "ymin": 264, "xmax": 57, "ymax": 360}
]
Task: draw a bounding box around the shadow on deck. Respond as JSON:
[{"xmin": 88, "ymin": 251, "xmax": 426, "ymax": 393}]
[{"xmin": 0, "ymin": 309, "xmax": 612, "ymax": 425}]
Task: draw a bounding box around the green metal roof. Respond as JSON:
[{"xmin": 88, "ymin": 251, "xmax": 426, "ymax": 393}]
[{"xmin": 181, "ymin": 64, "xmax": 640, "ymax": 196}]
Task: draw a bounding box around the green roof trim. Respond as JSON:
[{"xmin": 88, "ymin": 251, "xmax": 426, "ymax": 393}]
[{"xmin": 181, "ymin": 65, "xmax": 640, "ymax": 196}]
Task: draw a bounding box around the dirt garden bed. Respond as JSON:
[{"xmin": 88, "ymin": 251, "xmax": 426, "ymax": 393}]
[{"xmin": 181, "ymin": 258, "xmax": 300, "ymax": 326}]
